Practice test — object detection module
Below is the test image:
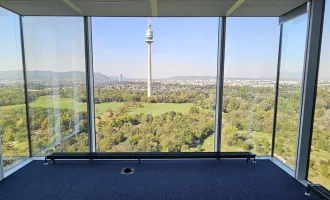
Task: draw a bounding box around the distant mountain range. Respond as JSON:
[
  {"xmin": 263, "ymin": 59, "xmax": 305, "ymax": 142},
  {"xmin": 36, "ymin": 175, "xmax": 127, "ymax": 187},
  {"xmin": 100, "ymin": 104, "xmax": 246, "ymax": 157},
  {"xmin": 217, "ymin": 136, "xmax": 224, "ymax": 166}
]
[
  {"xmin": 0, "ymin": 71, "xmax": 118, "ymax": 82},
  {"xmin": 0, "ymin": 70, "xmax": 306, "ymax": 81}
]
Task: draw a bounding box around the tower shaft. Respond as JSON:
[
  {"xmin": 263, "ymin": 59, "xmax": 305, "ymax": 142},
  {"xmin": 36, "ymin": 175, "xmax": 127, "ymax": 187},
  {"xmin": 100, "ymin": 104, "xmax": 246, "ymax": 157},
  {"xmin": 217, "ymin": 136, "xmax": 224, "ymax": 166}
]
[
  {"xmin": 148, "ymin": 43, "xmax": 152, "ymax": 97},
  {"xmin": 145, "ymin": 20, "xmax": 153, "ymax": 97}
]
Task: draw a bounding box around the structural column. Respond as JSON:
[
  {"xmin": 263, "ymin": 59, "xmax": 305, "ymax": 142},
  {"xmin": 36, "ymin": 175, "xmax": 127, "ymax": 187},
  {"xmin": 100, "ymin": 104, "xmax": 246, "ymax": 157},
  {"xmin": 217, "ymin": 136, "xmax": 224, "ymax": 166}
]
[
  {"xmin": 19, "ymin": 16, "xmax": 33, "ymax": 157},
  {"xmin": 271, "ymin": 24, "xmax": 283, "ymax": 157},
  {"xmin": 295, "ymin": 0, "xmax": 325, "ymax": 181},
  {"xmin": 0, "ymin": 138, "xmax": 4, "ymax": 181},
  {"xmin": 84, "ymin": 17, "xmax": 96, "ymax": 152},
  {"xmin": 214, "ymin": 17, "xmax": 226, "ymax": 152}
]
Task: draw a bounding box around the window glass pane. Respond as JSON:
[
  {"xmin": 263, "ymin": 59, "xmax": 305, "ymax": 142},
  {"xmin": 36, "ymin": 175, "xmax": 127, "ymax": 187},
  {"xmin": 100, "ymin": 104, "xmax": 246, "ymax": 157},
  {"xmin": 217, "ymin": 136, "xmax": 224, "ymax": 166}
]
[
  {"xmin": 22, "ymin": 17, "xmax": 88, "ymax": 155},
  {"xmin": 309, "ymin": 1, "xmax": 330, "ymax": 189},
  {"xmin": 92, "ymin": 17, "xmax": 218, "ymax": 152},
  {"xmin": 222, "ymin": 18, "xmax": 279, "ymax": 155},
  {"xmin": 0, "ymin": 8, "xmax": 29, "ymax": 171},
  {"xmin": 274, "ymin": 14, "xmax": 308, "ymax": 169}
]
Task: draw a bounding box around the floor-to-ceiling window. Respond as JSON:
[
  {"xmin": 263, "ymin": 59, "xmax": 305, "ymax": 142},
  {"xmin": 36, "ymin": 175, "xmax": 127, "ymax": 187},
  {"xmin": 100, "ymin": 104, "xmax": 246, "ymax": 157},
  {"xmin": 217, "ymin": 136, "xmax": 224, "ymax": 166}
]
[
  {"xmin": 92, "ymin": 17, "xmax": 218, "ymax": 152},
  {"xmin": 308, "ymin": 0, "xmax": 330, "ymax": 190},
  {"xmin": 0, "ymin": 7, "xmax": 29, "ymax": 171},
  {"xmin": 22, "ymin": 17, "xmax": 88, "ymax": 155},
  {"xmin": 274, "ymin": 14, "xmax": 309, "ymax": 169},
  {"xmin": 221, "ymin": 18, "xmax": 279, "ymax": 155}
]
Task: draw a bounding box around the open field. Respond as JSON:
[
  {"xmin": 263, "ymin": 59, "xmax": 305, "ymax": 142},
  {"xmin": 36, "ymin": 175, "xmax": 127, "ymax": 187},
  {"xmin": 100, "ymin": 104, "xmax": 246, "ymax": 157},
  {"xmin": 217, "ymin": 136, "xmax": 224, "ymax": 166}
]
[
  {"xmin": 0, "ymin": 97, "xmax": 193, "ymax": 116},
  {"xmin": 94, "ymin": 102, "xmax": 124, "ymax": 116},
  {"xmin": 0, "ymin": 104, "xmax": 23, "ymax": 110}
]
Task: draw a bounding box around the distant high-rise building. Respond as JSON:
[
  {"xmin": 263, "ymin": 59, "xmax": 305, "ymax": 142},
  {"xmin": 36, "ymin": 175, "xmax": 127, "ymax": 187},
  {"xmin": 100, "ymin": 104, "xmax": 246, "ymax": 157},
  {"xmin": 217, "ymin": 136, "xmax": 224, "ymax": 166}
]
[
  {"xmin": 145, "ymin": 19, "xmax": 153, "ymax": 97},
  {"xmin": 119, "ymin": 74, "xmax": 123, "ymax": 82}
]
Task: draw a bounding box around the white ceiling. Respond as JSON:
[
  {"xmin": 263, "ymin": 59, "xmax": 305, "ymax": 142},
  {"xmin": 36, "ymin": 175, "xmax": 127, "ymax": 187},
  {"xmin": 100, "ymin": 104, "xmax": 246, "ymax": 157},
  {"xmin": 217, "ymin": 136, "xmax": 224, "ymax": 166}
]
[{"xmin": 0, "ymin": 0, "xmax": 308, "ymax": 17}]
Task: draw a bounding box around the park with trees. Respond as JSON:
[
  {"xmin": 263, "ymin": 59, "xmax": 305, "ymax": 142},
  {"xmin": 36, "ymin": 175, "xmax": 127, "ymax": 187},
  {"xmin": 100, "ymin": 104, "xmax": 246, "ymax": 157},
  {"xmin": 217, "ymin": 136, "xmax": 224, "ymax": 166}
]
[{"xmin": 0, "ymin": 80, "xmax": 329, "ymax": 188}]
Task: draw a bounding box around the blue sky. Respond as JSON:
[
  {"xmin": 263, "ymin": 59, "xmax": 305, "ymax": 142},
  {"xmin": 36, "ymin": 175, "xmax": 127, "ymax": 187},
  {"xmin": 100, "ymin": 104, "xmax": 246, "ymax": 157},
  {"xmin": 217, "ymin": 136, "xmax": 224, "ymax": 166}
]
[
  {"xmin": 92, "ymin": 17, "xmax": 218, "ymax": 79},
  {"xmin": 225, "ymin": 17, "xmax": 279, "ymax": 79},
  {"xmin": 319, "ymin": 1, "xmax": 330, "ymax": 80},
  {"xmin": 1, "ymin": 3, "xmax": 330, "ymax": 79}
]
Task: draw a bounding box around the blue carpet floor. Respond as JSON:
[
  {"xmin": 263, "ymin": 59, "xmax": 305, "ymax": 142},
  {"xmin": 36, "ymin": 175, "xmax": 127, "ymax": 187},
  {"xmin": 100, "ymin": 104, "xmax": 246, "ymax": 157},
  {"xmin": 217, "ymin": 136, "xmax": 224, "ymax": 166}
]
[{"xmin": 0, "ymin": 159, "xmax": 319, "ymax": 200}]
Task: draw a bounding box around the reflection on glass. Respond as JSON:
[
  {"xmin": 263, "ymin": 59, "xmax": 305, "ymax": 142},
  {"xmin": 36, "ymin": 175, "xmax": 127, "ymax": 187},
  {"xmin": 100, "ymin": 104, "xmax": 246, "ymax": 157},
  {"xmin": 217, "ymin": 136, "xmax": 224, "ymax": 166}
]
[
  {"xmin": 22, "ymin": 17, "xmax": 88, "ymax": 156},
  {"xmin": 222, "ymin": 18, "xmax": 279, "ymax": 155},
  {"xmin": 92, "ymin": 17, "xmax": 218, "ymax": 152},
  {"xmin": 0, "ymin": 8, "xmax": 29, "ymax": 171},
  {"xmin": 274, "ymin": 14, "xmax": 308, "ymax": 169},
  {"xmin": 308, "ymin": 1, "xmax": 330, "ymax": 190}
]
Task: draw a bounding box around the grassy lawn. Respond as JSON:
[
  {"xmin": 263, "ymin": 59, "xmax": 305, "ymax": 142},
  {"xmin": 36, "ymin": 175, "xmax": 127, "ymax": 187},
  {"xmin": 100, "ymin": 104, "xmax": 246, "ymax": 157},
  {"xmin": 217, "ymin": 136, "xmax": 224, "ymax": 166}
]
[
  {"xmin": 0, "ymin": 104, "xmax": 24, "ymax": 110},
  {"xmin": 0, "ymin": 97, "xmax": 193, "ymax": 116},
  {"xmin": 30, "ymin": 97, "xmax": 87, "ymax": 111},
  {"xmin": 95, "ymin": 102, "xmax": 124, "ymax": 116}
]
